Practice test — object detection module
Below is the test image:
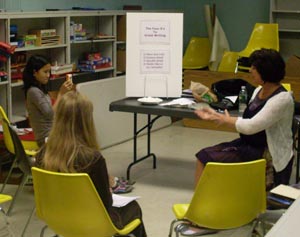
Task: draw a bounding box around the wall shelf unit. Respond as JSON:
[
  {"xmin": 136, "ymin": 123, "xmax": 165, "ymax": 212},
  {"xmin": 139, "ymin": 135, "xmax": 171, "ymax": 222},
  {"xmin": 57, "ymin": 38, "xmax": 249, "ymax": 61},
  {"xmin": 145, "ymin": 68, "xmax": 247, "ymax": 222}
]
[
  {"xmin": 0, "ymin": 10, "xmax": 126, "ymax": 123},
  {"xmin": 270, "ymin": 0, "xmax": 300, "ymax": 59}
]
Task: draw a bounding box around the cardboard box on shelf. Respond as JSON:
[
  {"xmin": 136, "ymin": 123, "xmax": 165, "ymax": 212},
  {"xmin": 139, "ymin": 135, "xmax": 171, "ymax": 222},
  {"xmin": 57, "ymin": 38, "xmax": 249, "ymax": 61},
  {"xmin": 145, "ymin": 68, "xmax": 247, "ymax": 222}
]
[
  {"xmin": 117, "ymin": 49, "xmax": 126, "ymax": 72},
  {"xmin": 24, "ymin": 35, "xmax": 37, "ymax": 47},
  {"xmin": 117, "ymin": 15, "xmax": 126, "ymax": 41},
  {"xmin": 286, "ymin": 55, "xmax": 300, "ymax": 77},
  {"xmin": 29, "ymin": 29, "xmax": 56, "ymax": 37},
  {"xmin": 36, "ymin": 35, "xmax": 60, "ymax": 46}
]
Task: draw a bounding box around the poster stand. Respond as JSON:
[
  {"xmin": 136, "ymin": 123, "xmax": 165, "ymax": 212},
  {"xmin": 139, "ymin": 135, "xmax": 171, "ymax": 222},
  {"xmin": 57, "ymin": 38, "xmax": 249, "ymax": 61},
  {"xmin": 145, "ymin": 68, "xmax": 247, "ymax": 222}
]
[
  {"xmin": 143, "ymin": 76, "xmax": 168, "ymax": 98},
  {"xmin": 126, "ymin": 12, "xmax": 183, "ymax": 98}
]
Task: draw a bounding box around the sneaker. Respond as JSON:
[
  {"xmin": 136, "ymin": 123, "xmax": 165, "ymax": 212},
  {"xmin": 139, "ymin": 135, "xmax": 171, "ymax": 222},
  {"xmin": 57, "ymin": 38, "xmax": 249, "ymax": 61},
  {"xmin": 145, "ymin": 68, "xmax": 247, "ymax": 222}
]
[
  {"xmin": 116, "ymin": 177, "xmax": 136, "ymax": 186},
  {"xmin": 112, "ymin": 183, "xmax": 133, "ymax": 194}
]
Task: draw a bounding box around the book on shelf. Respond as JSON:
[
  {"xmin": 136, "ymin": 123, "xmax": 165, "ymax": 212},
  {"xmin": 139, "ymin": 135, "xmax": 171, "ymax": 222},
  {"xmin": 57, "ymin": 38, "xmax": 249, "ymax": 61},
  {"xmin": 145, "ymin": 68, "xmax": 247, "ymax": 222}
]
[{"xmin": 51, "ymin": 64, "xmax": 73, "ymax": 75}]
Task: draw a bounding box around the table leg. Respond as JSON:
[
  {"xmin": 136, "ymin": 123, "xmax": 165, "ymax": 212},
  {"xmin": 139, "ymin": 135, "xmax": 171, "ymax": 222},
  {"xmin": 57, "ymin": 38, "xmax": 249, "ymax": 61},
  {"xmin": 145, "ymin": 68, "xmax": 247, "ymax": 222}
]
[{"xmin": 127, "ymin": 113, "xmax": 161, "ymax": 180}]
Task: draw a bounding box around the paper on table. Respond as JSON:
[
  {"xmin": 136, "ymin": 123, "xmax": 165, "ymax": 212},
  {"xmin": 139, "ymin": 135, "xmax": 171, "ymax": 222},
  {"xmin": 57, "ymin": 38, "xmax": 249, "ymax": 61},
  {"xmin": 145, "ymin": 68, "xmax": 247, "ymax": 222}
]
[
  {"xmin": 270, "ymin": 184, "xmax": 300, "ymax": 200},
  {"xmin": 159, "ymin": 98, "xmax": 195, "ymax": 107},
  {"xmin": 112, "ymin": 194, "xmax": 140, "ymax": 207}
]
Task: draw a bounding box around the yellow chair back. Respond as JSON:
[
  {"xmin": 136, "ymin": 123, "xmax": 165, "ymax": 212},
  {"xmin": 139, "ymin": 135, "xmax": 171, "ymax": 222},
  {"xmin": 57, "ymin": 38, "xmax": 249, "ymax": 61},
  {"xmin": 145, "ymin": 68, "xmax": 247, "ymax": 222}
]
[
  {"xmin": 186, "ymin": 159, "xmax": 266, "ymax": 229},
  {"xmin": 218, "ymin": 51, "xmax": 239, "ymax": 72},
  {"xmin": 239, "ymin": 23, "xmax": 279, "ymax": 58},
  {"xmin": 0, "ymin": 107, "xmax": 15, "ymax": 154},
  {"xmin": 282, "ymin": 83, "xmax": 291, "ymax": 92},
  {"xmin": 31, "ymin": 167, "xmax": 141, "ymax": 237},
  {"xmin": 0, "ymin": 106, "xmax": 9, "ymax": 121},
  {"xmin": 0, "ymin": 106, "xmax": 38, "ymax": 152},
  {"xmin": 183, "ymin": 37, "xmax": 211, "ymax": 69}
]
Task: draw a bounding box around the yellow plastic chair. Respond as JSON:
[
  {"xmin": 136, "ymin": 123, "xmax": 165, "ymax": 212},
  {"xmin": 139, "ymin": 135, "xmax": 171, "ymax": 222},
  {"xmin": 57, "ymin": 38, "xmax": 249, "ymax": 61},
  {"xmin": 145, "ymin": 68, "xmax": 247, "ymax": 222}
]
[
  {"xmin": 0, "ymin": 106, "xmax": 39, "ymax": 151},
  {"xmin": 282, "ymin": 83, "xmax": 291, "ymax": 92},
  {"xmin": 168, "ymin": 159, "xmax": 266, "ymax": 237},
  {"xmin": 31, "ymin": 167, "xmax": 141, "ymax": 237},
  {"xmin": 0, "ymin": 193, "xmax": 13, "ymax": 234},
  {"xmin": 217, "ymin": 51, "xmax": 239, "ymax": 72},
  {"xmin": 0, "ymin": 195, "xmax": 12, "ymax": 213},
  {"xmin": 1, "ymin": 119, "xmax": 33, "ymax": 216},
  {"xmin": 236, "ymin": 23, "xmax": 279, "ymax": 72},
  {"xmin": 183, "ymin": 37, "xmax": 211, "ymax": 69}
]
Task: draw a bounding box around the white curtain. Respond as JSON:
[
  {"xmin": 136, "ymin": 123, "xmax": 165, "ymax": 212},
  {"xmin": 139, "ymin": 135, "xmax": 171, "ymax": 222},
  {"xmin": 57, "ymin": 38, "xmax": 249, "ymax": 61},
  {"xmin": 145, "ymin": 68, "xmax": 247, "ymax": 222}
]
[{"xmin": 204, "ymin": 4, "xmax": 230, "ymax": 71}]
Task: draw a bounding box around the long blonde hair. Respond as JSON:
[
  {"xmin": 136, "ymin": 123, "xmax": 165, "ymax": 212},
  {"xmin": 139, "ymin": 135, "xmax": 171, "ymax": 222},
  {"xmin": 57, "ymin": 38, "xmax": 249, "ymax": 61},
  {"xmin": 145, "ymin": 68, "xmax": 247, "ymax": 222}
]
[{"xmin": 42, "ymin": 91, "xmax": 100, "ymax": 172}]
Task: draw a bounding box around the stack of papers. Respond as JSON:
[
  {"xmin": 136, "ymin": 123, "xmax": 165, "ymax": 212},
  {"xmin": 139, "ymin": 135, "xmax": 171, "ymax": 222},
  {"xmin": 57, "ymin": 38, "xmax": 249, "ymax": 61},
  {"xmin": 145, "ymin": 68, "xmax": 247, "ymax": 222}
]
[
  {"xmin": 181, "ymin": 89, "xmax": 194, "ymax": 98},
  {"xmin": 112, "ymin": 194, "xmax": 140, "ymax": 207}
]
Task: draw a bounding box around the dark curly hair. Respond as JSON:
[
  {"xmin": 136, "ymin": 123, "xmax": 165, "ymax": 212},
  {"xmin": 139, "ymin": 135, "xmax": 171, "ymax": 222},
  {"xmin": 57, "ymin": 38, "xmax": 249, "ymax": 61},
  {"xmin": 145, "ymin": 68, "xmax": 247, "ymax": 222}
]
[
  {"xmin": 23, "ymin": 55, "xmax": 50, "ymax": 97},
  {"xmin": 249, "ymin": 48, "xmax": 285, "ymax": 83}
]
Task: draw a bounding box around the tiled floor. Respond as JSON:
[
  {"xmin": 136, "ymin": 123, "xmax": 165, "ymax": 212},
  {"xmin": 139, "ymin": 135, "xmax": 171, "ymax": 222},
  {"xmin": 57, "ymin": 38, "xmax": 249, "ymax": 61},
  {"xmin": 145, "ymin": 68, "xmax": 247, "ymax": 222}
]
[{"xmin": 1, "ymin": 121, "xmax": 290, "ymax": 236}]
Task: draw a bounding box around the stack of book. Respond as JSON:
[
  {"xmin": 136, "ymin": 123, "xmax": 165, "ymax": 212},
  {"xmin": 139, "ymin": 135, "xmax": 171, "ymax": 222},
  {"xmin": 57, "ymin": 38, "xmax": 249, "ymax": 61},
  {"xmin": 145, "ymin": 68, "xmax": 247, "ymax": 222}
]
[
  {"xmin": 268, "ymin": 184, "xmax": 300, "ymax": 209},
  {"xmin": 51, "ymin": 64, "xmax": 74, "ymax": 76}
]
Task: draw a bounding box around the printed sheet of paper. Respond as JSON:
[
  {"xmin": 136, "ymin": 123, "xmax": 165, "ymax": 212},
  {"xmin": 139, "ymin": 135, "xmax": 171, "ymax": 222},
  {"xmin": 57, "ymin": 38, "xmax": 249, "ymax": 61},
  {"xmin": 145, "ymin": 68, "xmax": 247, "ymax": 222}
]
[
  {"xmin": 112, "ymin": 194, "xmax": 140, "ymax": 207},
  {"xmin": 270, "ymin": 184, "xmax": 300, "ymax": 200}
]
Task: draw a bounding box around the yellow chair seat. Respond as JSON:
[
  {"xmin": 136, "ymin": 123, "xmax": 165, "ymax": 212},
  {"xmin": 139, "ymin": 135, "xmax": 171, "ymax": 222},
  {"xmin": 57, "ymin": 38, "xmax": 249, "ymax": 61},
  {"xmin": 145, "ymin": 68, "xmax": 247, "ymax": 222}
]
[
  {"xmin": 117, "ymin": 219, "xmax": 142, "ymax": 235},
  {"xmin": 0, "ymin": 194, "xmax": 12, "ymax": 204}
]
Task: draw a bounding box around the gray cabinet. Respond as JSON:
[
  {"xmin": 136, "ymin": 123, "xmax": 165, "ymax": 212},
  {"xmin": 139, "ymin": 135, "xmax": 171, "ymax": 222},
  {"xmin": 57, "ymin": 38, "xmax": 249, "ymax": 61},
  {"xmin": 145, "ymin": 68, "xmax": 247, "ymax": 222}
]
[
  {"xmin": 0, "ymin": 10, "xmax": 126, "ymax": 122},
  {"xmin": 270, "ymin": 0, "xmax": 300, "ymax": 59}
]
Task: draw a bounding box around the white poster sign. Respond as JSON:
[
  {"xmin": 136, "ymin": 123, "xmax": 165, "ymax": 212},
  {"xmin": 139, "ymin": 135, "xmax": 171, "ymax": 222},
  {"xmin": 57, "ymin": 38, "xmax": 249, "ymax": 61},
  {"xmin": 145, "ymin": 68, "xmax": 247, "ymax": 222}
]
[
  {"xmin": 140, "ymin": 21, "xmax": 170, "ymax": 44},
  {"xmin": 126, "ymin": 12, "xmax": 183, "ymax": 98},
  {"xmin": 140, "ymin": 50, "xmax": 170, "ymax": 74}
]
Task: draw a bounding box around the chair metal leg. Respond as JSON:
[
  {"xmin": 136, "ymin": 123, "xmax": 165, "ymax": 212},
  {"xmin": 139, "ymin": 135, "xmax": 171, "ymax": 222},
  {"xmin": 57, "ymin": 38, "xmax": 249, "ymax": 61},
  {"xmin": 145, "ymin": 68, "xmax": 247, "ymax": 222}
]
[
  {"xmin": 0, "ymin": 158, "xmax": 17, "ymax": 193},
  {"xmin": 169, "ymin": 219, "xmax": 182, "ymax": 237},
  {"xmin": 251, "ymin": 217, "xmax": 274, "ymax": 237},
  {"xmin": 21, "ymin": 206, "xmax": 35, "ymax": 237},
  {"xmin": 40, "ymin": 225, "xmax": 48, "ymax": 237},
  {"xmin": 0, "ymin": 207, "xmax": 8, "ymax": 224},
  {"xmin": 174, "ymin": 223, "xmax": 189, "ymax": 237},
  {"xmin": 175, "ymin": 225, "xmax": 181, "ymax": 237},
  {"xmin": 7, "ymin": 174, "xmax": 29, "ymax": 216},
  {"xmin": 0, "ymin": 207, "xmax": 13, "ymax": 236},
  {"xmin": 169, "ymin": 219, "xmax": 176, "ymax": 237},
  {"xmin": 39, "ymin": 225, "xmax": 59, "ymax": 237}
]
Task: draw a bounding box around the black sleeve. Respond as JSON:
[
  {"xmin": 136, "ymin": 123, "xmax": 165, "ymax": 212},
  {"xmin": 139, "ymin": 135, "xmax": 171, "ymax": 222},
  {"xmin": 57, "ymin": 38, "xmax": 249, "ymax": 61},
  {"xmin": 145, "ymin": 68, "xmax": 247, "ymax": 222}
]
[{"xmin": 87, "ymin": 153, "xmax": 113, "ymax": 210}]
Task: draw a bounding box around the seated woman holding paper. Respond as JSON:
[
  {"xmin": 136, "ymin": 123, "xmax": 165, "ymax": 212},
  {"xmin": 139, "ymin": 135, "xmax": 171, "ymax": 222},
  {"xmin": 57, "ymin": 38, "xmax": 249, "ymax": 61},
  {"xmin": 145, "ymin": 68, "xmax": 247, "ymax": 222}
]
[
  {"xmin": 36, "ymin": 91, "xmax": 147, "ymax": 237},
  {"xmin": 194, "ymin": 49, "xmax": 294, "ymax": 189}
]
